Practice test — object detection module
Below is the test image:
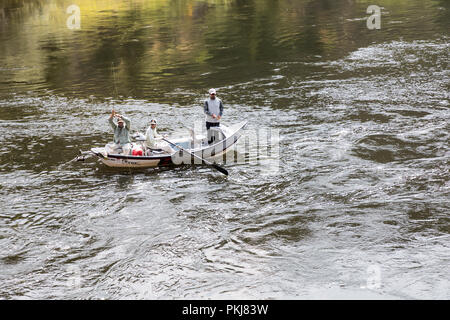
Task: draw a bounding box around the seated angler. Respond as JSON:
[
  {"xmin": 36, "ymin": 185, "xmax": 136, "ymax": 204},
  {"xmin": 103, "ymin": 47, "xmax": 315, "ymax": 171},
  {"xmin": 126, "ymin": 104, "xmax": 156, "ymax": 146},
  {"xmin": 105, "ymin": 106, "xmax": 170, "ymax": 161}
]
[
  {"xmin": 106, "ymin": 109, "xmax": 132, "ymax": 155},
  {"xmin": 144, "ymin": 118, "xmax": 174, "ymax": 154}
]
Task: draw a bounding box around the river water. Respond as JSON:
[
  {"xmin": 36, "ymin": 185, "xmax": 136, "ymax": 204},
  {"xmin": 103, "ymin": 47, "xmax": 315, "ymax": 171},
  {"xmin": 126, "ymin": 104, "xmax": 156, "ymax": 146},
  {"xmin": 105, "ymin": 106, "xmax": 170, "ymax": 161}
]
[{"xmin": 0, "ymin": 0, "xmax": 449, "ymax": 299}]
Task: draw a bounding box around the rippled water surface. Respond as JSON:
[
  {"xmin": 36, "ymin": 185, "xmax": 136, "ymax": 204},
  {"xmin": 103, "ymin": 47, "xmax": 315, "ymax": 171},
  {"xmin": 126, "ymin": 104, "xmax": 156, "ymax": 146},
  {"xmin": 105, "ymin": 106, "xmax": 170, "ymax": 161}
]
[{"xmin": 0, "ymin": 0, "xmax": 449, "ymax": 299}]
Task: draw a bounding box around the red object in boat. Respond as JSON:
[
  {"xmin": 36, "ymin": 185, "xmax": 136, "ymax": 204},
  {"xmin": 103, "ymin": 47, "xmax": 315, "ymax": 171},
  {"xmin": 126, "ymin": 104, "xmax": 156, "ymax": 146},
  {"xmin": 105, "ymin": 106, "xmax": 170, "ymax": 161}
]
[{"xmin": 132, "ymin": 149, "xmax": 143, "ymax": 156}]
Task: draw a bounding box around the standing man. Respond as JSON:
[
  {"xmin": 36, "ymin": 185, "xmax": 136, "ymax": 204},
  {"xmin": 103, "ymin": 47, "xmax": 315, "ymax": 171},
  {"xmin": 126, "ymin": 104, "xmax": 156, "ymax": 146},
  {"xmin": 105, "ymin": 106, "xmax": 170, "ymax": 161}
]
[
  {"xmin": 108, "ymin": 109, "xmax": 132, "ymax": 155},
  {"xmin": 204, "ymin": 88, "xmax": 224, "ymax": 144}
]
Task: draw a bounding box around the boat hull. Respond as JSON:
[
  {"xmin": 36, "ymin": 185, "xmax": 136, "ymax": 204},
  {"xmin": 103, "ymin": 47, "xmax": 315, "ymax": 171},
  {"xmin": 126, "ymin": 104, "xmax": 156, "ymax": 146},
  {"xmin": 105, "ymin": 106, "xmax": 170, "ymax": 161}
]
[{"xmin": 99, "ymin": 156, "xmax": 168, "ymax": 168}]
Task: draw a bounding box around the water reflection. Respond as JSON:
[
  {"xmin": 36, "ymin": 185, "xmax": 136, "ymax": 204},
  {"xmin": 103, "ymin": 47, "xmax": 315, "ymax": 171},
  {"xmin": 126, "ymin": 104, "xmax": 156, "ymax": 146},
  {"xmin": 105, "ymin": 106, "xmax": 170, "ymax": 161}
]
[{"xmin": 1, "ymin": 0, "xmax": 448, "ymax": 101}]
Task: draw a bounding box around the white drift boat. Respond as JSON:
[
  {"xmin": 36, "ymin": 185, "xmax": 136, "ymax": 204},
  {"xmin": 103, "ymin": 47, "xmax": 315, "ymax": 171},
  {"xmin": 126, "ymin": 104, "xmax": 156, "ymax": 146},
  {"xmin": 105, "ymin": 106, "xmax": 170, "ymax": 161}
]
[{"xmin": 85, "ymin": 121, "xmax": 247, "ymax": 169}]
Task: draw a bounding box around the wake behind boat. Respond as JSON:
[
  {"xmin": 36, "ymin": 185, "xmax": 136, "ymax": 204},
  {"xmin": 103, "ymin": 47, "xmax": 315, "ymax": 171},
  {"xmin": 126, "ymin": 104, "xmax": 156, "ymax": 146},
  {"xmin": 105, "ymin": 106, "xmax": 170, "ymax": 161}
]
[{"xmin": 83, "ymin": 121, "xmax": 247, "ymax": 169}]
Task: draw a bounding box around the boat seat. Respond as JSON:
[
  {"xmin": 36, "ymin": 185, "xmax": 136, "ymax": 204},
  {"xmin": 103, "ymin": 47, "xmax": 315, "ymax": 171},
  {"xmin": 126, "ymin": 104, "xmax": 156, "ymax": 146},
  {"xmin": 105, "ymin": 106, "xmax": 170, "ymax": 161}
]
[{"xmin": 144, "ymin": 148, "xmax": 168, "ymax": 156}]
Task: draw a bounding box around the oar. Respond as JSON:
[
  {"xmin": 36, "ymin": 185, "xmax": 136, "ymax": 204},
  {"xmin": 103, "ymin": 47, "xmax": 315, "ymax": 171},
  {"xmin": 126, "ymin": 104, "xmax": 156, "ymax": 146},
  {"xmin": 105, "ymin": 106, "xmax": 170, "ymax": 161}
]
[{"xmin": 162, "ymin": 138, "xmax": 229, "ymax": 176}]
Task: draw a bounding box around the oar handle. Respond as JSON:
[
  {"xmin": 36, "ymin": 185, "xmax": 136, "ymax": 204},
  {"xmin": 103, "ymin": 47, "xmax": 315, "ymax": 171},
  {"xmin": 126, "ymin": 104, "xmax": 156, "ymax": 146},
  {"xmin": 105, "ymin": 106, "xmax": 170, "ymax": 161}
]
[{"xmin": 162, "ymin": 138, "xmax": 209, "ymax": 164}]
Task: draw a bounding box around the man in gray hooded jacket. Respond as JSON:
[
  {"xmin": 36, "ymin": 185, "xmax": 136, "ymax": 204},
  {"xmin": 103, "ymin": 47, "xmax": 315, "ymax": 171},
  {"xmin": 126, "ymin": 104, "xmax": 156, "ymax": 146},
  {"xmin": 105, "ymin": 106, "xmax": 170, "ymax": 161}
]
[
  {"xmin": 204, "ymin": 88, "xmax": 224, "ymax": 144},
  {"xmin": 107, "ymin": 109, "xmax": 132, "ymax": 155}
]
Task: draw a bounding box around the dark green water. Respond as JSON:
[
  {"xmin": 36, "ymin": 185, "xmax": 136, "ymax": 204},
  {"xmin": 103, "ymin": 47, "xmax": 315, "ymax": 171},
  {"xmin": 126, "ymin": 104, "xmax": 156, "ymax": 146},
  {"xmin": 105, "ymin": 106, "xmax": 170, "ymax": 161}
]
[{"xmin": 0, "ymin": 0, "xmax": 449, "ymax": 299}]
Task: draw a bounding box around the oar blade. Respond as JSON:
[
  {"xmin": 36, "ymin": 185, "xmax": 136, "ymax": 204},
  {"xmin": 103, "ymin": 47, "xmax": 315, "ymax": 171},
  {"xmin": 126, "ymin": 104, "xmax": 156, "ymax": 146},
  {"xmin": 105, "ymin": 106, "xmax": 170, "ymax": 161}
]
[{"xmin": 212, "ymin": 163, "xmax": 229, "ymax": 176}]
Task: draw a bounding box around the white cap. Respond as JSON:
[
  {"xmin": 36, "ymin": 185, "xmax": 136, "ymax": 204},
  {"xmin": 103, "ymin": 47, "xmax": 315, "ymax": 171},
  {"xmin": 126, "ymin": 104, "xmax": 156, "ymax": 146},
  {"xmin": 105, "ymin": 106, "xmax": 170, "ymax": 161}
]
[
  {"xmin": 150, "ymin": 118, "xmax": 157, "ymax": 124},
  {"xmin": 209, "ymin": 88, "xmax": 216, "ymax": 95}
]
